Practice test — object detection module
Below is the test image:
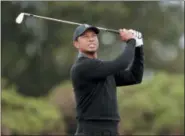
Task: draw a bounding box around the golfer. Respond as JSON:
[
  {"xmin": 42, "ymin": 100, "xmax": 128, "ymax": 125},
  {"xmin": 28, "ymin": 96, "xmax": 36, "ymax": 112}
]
[{"xmin": 70, "ymin": 24, "xmax": 144, "ymax": 136}]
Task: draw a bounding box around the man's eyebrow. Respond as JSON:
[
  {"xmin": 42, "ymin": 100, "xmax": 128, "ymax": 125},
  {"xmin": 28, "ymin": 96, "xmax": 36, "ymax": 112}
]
[{"xmin": 81, "ymin": 34, "xmax": 87, "ymax": 36}]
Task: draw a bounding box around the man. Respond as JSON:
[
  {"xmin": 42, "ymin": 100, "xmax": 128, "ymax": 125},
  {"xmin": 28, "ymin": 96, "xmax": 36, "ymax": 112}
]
[{"xmin": 70, "ymin": 24, "xmax": 144, "ymax": 136}]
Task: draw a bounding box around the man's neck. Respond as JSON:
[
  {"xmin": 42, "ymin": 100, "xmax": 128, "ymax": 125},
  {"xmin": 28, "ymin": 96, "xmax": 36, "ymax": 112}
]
[
  {"xmin": 86, "ymin": 52, "xmax": 97, "ymax": 59},
  {"xmin": 78, "ymin": 51, "xmax": 98, "ymax": 59}
]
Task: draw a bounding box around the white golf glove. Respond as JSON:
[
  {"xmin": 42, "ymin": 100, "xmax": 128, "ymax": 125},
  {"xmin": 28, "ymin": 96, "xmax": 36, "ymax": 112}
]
[{"xmin": 129, "ymin": 29, "xmax": 143, "ymax": 47}]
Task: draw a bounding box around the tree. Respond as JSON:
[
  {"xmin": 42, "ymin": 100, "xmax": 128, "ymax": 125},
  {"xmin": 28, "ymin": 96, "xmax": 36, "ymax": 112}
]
[
  {"xmin": 117, "ymin": 72, "xmax": 184, "ymax": 135},
  {"xmin": 2, "ymin": 86, "xmax": 66, "ymax": 135},
  {"xmin": 1, "ymin": 1, "xmax": 184, "ymax": 97}
]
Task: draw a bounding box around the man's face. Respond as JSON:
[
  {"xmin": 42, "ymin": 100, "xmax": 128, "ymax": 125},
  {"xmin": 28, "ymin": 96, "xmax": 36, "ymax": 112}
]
[{"xmin": 74, "ymin": 29, "xmax": 99, "ymax": 54}]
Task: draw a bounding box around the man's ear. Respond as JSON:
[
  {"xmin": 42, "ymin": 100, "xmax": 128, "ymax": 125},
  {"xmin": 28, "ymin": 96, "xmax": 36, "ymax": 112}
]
[{"xmin": 73, "ymin": 41, "xmax": 79, "ymax": 49}]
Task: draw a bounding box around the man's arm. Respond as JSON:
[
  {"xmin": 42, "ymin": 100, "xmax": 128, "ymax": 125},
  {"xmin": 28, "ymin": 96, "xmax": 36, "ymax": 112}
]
[
  {"xmin": 114, "ymin": 46, "xmax": 144, "ymax": 86},
  {"xmin": 77, "ymin": 39, "xmax": 136, "ymax": 80}
]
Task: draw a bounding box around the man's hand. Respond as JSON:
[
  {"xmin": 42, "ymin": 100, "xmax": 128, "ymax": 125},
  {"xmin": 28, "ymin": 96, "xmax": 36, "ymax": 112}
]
[
  {"xmin": 119, "ymin": 29, "xmax": 134, "ymax": 42},
  {"xmin": 129, "ymin": 29, "xmax": 143, "ymax": 47}
]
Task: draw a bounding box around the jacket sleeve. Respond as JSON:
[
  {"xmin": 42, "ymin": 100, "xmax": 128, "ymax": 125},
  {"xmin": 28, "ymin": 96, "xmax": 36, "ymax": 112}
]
[
  {"xmin": 114, "ymin": 46, "xmax": 144, "ymax": 86},
  {"xmin": 77, "ymin": 39, "xmax": 136, "ymax": 80}
]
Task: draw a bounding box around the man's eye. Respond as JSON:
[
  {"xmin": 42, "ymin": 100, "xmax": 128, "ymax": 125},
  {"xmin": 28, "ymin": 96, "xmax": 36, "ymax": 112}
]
[{"xmin": 83, "ymin": 35, "xmax": 88, "ymax": 38}]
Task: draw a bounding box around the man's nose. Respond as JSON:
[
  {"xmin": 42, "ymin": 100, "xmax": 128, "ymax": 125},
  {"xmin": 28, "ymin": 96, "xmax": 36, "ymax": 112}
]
[{"xmin": 89, "ymin": 36, "xmax": 94, "ymax": 41}]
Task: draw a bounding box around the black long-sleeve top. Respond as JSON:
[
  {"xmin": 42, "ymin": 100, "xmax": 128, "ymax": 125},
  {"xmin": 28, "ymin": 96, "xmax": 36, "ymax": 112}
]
[{"xmin": 70, "ymin": 39, "xmax": 144, "ymax": 121}]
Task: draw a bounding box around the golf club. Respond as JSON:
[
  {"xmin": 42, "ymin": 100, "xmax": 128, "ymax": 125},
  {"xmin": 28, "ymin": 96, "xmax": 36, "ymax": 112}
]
[{"xmin": 15, "ymin": 12, "xmax": 119, "ymax": 34}]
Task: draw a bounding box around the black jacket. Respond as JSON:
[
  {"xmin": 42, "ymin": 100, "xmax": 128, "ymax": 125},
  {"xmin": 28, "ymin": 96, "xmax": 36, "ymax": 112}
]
[{"xmin": 70, "ymin": 39, "xmax": 144, "ymax": 121}]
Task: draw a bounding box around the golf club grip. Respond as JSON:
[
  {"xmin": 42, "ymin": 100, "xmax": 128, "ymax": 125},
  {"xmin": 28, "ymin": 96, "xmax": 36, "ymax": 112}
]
[{"xmin": 106, "ymin": 29, "xmax": 119, "ymax": 34}]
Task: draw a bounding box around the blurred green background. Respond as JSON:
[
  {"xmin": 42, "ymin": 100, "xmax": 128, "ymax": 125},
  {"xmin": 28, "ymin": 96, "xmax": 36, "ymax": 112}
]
[{"xmin": 1, "ymin": 1, "xmax": 184, "ymax": 135}]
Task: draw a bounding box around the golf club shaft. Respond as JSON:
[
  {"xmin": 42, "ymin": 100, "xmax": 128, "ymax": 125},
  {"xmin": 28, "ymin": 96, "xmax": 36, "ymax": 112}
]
[{"xmin": 23, "ymin": 13, "xmax": 120, "ymax": 34}]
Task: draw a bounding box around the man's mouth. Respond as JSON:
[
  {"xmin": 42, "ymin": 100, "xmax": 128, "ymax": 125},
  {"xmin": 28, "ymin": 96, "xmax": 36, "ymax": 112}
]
[{"xmin": 89, "ymin": 43, "xmax": 96, "ymax": 48}]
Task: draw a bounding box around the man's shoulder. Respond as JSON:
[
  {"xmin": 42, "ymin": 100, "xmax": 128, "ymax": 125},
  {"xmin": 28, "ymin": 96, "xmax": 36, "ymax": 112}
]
[
  {"xmin": 71, "ymin": 57, "xmax": 101, "ymax": 74},
  {"xmin": 71, "ymin": 57, "xmax": 88, "ymax": 72},
  {"xmin": 74, "ymin": 56, "xmax": 99, "ymax": 66},
  {"xmin": 72, "ymin": 56, "xmax": 88, "ymax": 67}
]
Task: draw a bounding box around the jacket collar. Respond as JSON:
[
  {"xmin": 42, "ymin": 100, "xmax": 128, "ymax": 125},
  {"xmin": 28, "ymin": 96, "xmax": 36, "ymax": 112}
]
[
  {"xmin": 77, "ymin": 51, "xmax": 88, "ymax": 58},
  {"xmin": 77, "ymin": 51, "xmax": 101, "ymax": 61}
]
